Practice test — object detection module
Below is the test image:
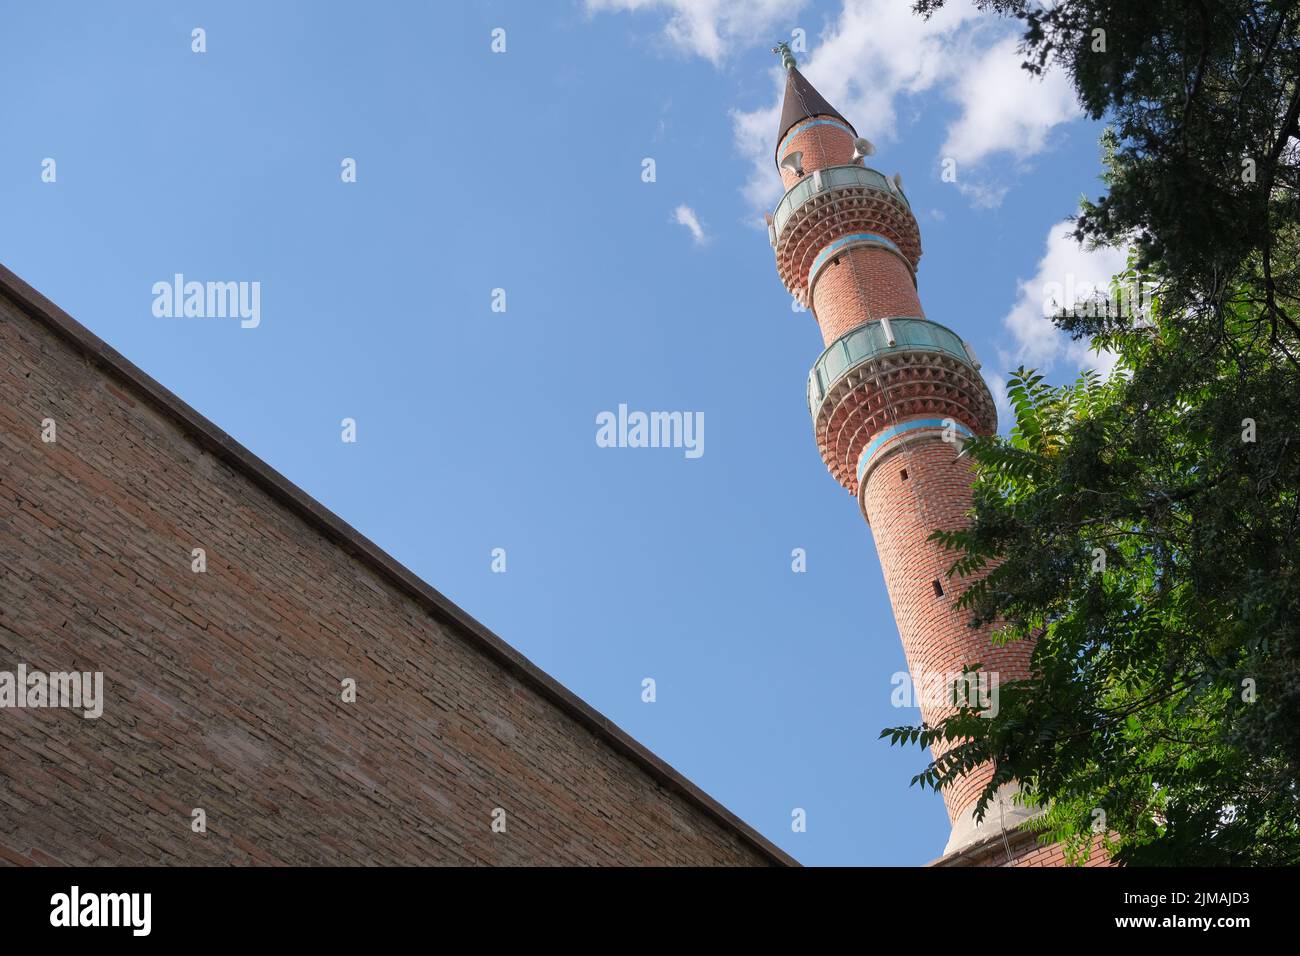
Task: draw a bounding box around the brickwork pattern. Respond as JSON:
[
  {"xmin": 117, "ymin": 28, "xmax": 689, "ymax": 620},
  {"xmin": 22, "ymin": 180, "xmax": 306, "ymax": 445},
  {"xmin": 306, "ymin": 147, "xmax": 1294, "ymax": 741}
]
[
  {"xmin": 812, "ymin": 354, "xmax": 997, "ymax": 496},
  {"xmin": 861, "ymin": 438, "xmax": 1034, "ymax": 827},
  {"xmin": 1009, "ymin": 836, "xmax": 1114, "ymax": 867},
  {"xmin": 0, "ymin": 291, "xmax": 779, "ymax": 867},
  {"xmin": 934, "ymin": 830, "xmax": 1114, "ymax": 867},
  {"xmin": 778, "ymin": 118, "xmax": 855, "ymax": 189},
  {"xmin": 773, "ymin": 185, "xmax": 920, "ymax": 306},
  {"xmin": 811, "ymin": 244, "xmax": 922, "ymax": 346}
]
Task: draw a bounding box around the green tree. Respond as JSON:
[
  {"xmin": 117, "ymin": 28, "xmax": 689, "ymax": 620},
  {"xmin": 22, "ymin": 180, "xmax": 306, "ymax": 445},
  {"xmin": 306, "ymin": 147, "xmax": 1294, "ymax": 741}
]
[
  {"xmin": 885, "ymin": 1, "xmax": 1300, "ymax": 863},
  {"xmin": 911, "ymin": 0, "xmax": 1300, "ymax": 356}
]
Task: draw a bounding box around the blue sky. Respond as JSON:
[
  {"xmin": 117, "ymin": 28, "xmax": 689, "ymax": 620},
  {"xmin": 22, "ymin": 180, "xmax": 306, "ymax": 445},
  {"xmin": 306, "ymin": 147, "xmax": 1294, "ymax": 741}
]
[{"xmin": 0, "ymin": 1, "xmax": 1126, "ymax": 865}]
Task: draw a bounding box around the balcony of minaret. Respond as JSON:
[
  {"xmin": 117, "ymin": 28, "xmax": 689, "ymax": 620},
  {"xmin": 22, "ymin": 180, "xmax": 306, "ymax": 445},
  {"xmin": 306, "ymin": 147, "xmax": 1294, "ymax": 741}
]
[
  {"xmin": 769, "ymin": 165, "xmax": 922, "ymax": 318},
  {"xmin": 805, "ymin": 318, "xmax": 996, "ymax": 497}
]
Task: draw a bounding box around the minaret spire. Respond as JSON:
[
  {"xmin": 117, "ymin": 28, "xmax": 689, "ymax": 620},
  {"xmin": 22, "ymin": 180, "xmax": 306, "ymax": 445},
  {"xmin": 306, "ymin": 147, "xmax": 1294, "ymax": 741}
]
[{"xmin": 772, "ymin": 62, "xmax": 855, "ymax": 167}]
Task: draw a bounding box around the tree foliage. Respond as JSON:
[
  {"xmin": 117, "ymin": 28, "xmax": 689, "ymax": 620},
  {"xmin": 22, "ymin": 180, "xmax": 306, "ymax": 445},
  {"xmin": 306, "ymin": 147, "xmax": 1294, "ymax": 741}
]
[{"xmin": 885, "ymin": 1, "xmax": 1300, "ymax": 864}]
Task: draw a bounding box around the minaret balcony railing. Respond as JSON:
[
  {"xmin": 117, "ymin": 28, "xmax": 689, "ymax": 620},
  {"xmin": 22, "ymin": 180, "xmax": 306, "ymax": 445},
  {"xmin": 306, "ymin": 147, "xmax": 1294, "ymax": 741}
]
[
  {"xmin": 806, "ymin": 317, "xmax": 979, "ymax": 416},
  {"xmin": 770, "ymin": 165, "xmax": 922, "ymax": 300},
  {"xmin": 771, "ymin": 164, "xmax": 909, "ymax": 244}
]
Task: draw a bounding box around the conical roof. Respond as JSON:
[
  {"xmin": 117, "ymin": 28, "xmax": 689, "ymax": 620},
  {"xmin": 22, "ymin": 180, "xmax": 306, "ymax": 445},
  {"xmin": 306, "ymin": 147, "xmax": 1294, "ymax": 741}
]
[{"xmin": 775, "ymin": 67, "xmax": 856, "ymax": 160}]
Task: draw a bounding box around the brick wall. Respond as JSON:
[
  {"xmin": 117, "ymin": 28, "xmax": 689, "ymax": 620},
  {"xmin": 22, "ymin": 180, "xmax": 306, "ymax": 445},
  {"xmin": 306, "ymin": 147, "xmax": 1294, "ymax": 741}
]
[
  {"xmin": 933, "ymin": 829, "xmax": 1114, "ymax": 867},
  {"xmin": 0, "ymin": 275, "xmax": 788, "ymax": 866}
]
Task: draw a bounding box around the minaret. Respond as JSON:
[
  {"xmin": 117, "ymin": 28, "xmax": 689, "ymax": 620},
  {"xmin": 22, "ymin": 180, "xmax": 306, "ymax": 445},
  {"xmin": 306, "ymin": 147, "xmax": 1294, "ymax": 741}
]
[{"xmin": 767, "ymin": 44, "xmax": 1036, "ymax": 857}]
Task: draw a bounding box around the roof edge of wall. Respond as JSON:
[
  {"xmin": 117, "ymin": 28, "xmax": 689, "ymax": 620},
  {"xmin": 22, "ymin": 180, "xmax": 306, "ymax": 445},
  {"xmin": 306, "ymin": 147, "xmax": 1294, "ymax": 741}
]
[{"xmin": 0, "ymin": 261, "xmax": 798, "ymax": 868}]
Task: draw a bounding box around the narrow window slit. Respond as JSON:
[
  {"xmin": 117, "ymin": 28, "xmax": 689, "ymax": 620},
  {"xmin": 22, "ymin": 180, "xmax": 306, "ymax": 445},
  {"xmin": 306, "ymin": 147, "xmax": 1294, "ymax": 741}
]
[
  {"xmin": 931, "ymin": 579, "xmax": 944, "ymax": 598},
  {"xmin": 900, "ymin": 468, "xmax": 909, "ymax": 480}
]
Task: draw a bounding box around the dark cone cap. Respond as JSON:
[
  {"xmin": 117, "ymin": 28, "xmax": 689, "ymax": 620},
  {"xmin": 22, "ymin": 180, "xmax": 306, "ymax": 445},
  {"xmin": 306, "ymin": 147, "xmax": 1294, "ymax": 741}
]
[{"xmin": 775, "ymin": 67, "xmax": 856, "ymax": 162}]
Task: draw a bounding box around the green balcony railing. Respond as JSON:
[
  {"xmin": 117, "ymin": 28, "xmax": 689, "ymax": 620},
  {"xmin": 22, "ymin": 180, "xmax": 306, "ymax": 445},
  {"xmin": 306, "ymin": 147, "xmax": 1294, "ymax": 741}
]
[
  {"xmin": 772, "ymin": 165, "xmax": 909, "ymax": 240},
  {"xmin": 806, "ymin": 317, "xmax": 975, "ymax": 415}
]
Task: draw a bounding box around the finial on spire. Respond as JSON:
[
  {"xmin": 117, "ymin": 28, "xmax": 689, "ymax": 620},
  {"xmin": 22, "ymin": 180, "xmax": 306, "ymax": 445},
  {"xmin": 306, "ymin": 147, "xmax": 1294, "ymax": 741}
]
[{"xmin": 772, "ymin": 41, "xmax": 796, "ymax": 71}]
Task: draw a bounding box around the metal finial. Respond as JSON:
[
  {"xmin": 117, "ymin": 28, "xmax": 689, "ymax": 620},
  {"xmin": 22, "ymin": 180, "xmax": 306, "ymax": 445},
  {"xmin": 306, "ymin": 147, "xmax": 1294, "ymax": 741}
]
[{"xmin": 772, "ymin": 41, "xmax": 796, "ymax": 71}]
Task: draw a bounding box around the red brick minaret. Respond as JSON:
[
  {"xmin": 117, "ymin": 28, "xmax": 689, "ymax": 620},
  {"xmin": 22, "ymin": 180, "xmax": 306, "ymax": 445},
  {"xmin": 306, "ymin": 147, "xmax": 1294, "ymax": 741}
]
[{"xmin": 767, "ymin": 45, "xmax": 1036, "ymax": 858}]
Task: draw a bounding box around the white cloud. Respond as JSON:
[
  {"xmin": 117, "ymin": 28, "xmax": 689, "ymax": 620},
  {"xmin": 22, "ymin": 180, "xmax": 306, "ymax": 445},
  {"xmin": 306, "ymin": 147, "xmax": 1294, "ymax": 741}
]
[
  {"xmin": 600, "ymin": 0, "xmax": 1080, "ymax": 213},
  {"xmin": 984, "ymin": 370, "xmax": 1012, "ymax": 426},
  {"xmin": 584, "ymin": 0, "xmax": 803, "ymax": 64},
  {"xmin": 733, "ymin": 0, "xmax": 987, "ymax": 211},
  {"xmin": 940, "ymin": 36, "xmax": 1080, "ymax": 168},
  {"xmin": 953, "ymin": 180, "xmax": 1009, "ymax": 209},
  {"xmin": 731, "ymin": 100, "xmax": 783, "ymax": 210},
  {"xmin": 673, "ymin": 203, "xmax": 708, "ymax": 244},
  {"xmin": 587, "ymin": 0, "xmax": 1083, "ymax": 209},
  {"xmin": 1000, "ymin": 220, "xmax": 1128, "ymax": 375}
]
